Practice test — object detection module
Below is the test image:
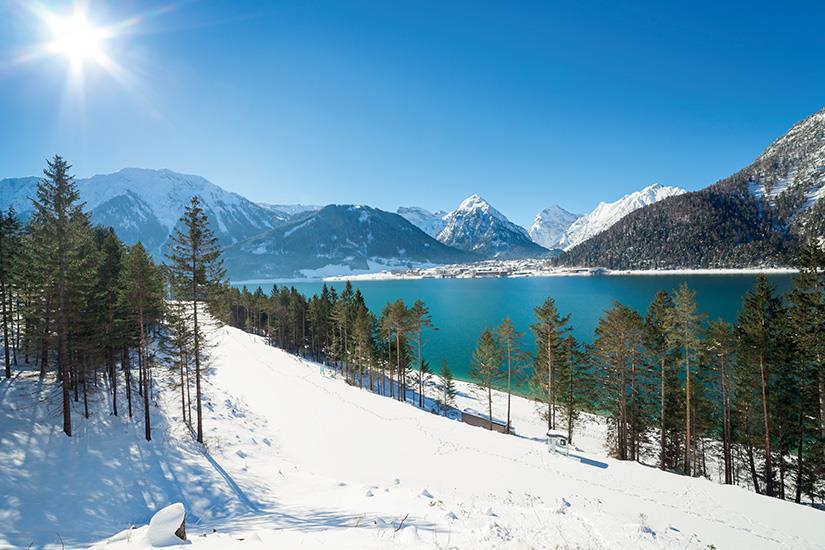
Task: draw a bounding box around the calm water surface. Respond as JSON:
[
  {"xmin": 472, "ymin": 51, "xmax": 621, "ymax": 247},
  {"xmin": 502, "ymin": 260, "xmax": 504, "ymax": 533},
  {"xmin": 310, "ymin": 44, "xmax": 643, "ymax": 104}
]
[{"xmin": 232, "ymin": 274, "xmax": 794, "ymax": 382}]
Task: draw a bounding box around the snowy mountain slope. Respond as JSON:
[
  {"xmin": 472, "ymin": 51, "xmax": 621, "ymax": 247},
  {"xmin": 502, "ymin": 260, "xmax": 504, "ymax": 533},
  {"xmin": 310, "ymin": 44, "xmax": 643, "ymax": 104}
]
[
  {"xmin": 556, "ymin": 183, "xmax": 685, "ymax": 250},
  {"xmin": 9, "ymin": 316, "xmax": 820, "ymax": 549},
  {"xmin": 396, "ymin": 206, "xmax": 449, "ymax": 238},
  {"xmin": 437, "ymin": 194, "xmax": 549, "ymax": 259},
  {"xmin": 744, "ymin": 108, "xmax": 825, "ymax": 234},
  {"xmin": 559, "ymin": 107, "xmax": 825, "ymax": 269},
  {"xmin": 528, "ymin": 205, "xmax": 580, "ymax": 249},
  {"xmin": 223, "ymin": 204, "xmax": 479, "ymax": 279},
  {"xmin": 256, "ymin": 202, "xmax": 322, "ymax": 220},
  {"xmin": 0, "ymin": 168, "xmax": 280, "ymax": 259},
  {"xmin": 0, "ymin": 176, "xmax": 41, "ymax": 219}
]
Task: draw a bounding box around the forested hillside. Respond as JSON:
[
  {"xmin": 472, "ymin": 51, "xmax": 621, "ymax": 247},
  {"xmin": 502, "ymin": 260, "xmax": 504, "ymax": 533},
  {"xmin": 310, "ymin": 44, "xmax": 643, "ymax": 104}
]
[{"xmin": 560, "ymin": 108, "xmax": 825, "ymax": 269}]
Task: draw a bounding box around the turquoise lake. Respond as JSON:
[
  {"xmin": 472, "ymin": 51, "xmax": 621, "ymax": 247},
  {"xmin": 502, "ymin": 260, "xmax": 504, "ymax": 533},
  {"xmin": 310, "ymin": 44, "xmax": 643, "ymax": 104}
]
[{"xmin": 233, "ymin": 274, "xmax": 795, "ymax": 382}]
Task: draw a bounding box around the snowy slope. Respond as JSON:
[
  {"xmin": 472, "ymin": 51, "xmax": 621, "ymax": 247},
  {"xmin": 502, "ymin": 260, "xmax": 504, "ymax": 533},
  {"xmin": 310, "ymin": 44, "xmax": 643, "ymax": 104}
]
[
  {"xmin": 396, "ymin": 206, "xmax": 449, "ymax": 238},
  {"xmin": 528, "ymin": 205, "xmax": 580, "ymax": 249},
  {"xmin": 437, "ymin": 195, "xmax": 549, "ymax": 259},
  {"xmin": 4, "ymin": 316, "xmax": 822, "ymax": 549},
  {"xmin": 557, "ymin": 183, "xmax": 685, "ymax": 250}
]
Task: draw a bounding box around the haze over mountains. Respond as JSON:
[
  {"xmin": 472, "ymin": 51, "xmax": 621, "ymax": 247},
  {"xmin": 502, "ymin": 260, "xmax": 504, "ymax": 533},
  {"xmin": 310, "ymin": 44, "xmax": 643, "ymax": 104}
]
[{"xmin": 1, "ymin": 107, "xmax": 823, "ymax": 277}]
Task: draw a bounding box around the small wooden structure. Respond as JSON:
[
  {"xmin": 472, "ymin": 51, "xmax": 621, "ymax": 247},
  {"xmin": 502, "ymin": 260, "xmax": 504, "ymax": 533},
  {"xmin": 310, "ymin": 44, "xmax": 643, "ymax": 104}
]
[
  {"xmin": 547, "ymin": 429, "xmax": 570, "ymax": 456},
  {"xmin": 461, "ymin": 408, "xmax": 511, "ymax": 434}
]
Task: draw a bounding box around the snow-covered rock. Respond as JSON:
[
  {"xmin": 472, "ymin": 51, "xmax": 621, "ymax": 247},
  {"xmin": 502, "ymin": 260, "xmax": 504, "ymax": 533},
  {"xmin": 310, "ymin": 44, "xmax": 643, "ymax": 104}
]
[
  {"xmin": 528, "ymin": 205, "xmax": 579, "ymax": 249},
  {"xmin": 557, "ymin": 183, "xmax": 685, "ymax": 250},
  {"xmin": 146, "ymin": 503, "xmax": 186, "ymax": 547},
  {"xmin": 437, "ymin": 194, "xmax": 549, "ymax": 259}
]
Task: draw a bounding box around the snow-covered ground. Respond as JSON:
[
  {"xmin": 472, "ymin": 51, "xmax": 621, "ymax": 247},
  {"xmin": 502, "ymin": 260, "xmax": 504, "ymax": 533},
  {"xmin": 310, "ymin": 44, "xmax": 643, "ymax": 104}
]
[{"xmin": 1, "ymin": 319, "xmax": 822, "ymax": 549}]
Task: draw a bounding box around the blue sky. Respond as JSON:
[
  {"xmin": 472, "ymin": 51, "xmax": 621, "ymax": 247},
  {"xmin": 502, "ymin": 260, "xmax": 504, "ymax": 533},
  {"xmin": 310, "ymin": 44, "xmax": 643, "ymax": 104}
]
[{"xmin": 1, "ymin": 1, "xmax": 823, "ymax": 226}]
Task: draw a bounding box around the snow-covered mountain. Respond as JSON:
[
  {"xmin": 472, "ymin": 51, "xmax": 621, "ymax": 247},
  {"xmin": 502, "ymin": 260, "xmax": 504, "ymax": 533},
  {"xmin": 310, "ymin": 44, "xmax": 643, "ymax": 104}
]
[
  {"xmin": 396, "ymin": 206, "xmax": 449, "ymax": 237},
  {"xmin": 224, "ymin": 204, "xmax": 479, "ymax": 279},
  {"xmin": 745, "ymin": 108, "xmax": 825, "ymax": 234},
  {"xmin": 556, "ymin": 183, "xmax": 685, "ymax": 250},
  {"xmin": 551, "ymin": 108, "xmax": 825, "ymax": 269},
  {"xmin": 0, "ymin": 168, "xmax": 280, "ymax": 258},
  {"xmin": 437, "ymin": 194, "xmax": 549, "ymax": 259},
  {"xmin": 528, "ymin": 205, "xmax": 580, "ymax": 249},
  {"xmin": 256, "ymin": 202, "xmax": 322, "ymax": 220}
]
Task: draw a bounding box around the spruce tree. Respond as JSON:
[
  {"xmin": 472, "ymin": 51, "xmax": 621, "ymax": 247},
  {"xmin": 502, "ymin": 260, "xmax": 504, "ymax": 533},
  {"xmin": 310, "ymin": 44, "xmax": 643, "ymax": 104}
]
[
  {"xmin": 737, "ymin": 274, "xmax": 782, "ymax": 496},
  {"xmin": 592, "ymin": 301, "xmax": 645, "ymax": 460},
  {"xmin": 409, "ymin": 299, "xmax": 434, "ymax": 407},
  {"xmin": 440, "ymin": 359, "xmax": 457, "ymax": 412},
  {"xmin": 664, "ymin": 283, "xmax": 704, "ymax": 475},
  {"xmin": 530, "ymin": 296, "xmax": 572, "ymax": 430},
  {"xmin": 0, "ymin": 208, "xmax": 21, "ymax": 378},
  {"xmin": 168, "ymin": 196, "xmax": 225, "ymax": 443},
  {"xmin": 644, "ymin": 290, "xmax": 679, "ymax": 470},
  {"xmin": 704, "ymin": 320, "xmax": 736, "ymax": 484},
  {"xmin": 497, "ymin": 318, "xmax": 525, "ymax": 435},
  {"xmin": 120, "ymin": 242, "xmax": 164, "ymax": 441},
  {"xmin": 471, "ymin": 328, "xmax": 502, "ymax": 431},
  {"xmin": 30, "ymin": 155, "xmax": 88, "ymax": 436}
]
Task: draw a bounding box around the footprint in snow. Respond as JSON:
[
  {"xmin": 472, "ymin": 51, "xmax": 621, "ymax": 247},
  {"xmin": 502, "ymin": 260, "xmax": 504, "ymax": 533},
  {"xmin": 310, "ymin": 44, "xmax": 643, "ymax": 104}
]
[
  {"xmin": 263, "ymin": 438, "xmax": 272, "ymax": 447},
  {"xmin": 485, "ymin": 507, "xmax": 497, "ymax": 517},
  {"xmin": 235, "ymin": 449, "xmax": 247, "ymax": 459},
  {"xmin": 419, "ymin": 489, "xmax": 434, "ymax": 499},
  {"xmin": 444, "ymin": 511, "xmax": 458, "ymax": 521},
  {"xmin": 554, "ymin": 497, "xmax": 571, "ymax": 514},
  {"xmin": 393, "ymin": 478, "xmax": 400, "ymax": 486},
  {"xmin": 365, "ymin": 489, "xmax": 374, "ymax": 497}
]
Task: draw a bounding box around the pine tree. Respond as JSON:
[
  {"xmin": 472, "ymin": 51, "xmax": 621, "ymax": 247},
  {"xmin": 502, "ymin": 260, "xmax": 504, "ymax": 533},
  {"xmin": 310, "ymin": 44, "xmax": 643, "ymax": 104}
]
[
  {"xmin": 409, "ymin": 300, "xmax": 434, "ymax": 408},
  {"xmin": 168, "ymin": 196, "xmax": 225, "ymax": 444},
  {"xmin": 413, "ymin": 360, "xmax": 432, "ymax": 409},
  {"xmin": 555, "ymin": 335, "xmax": 590, "ymax": 443},
  {"xmin": 120, "ymin": 242, "xmax": 164, "ymax": 441},
  {"xmin": 0, "ymin": 208, "xmax": 21, "ymax": 379},
  {"xmin": 737, "ymin": 274, "xmax": 782, "ymax": 496},
  {"xmin": 471, "ymin": 328, "xmax": 502, "ymax": 431},
  {"xmin": 29, "ymin": 155, "xmax": 88, "ymax": 436},
  {"xmin": 704, "ymin": 319, "xmax": 736, "ymax": 484},
  {"xmin": 530, "ymin": 296, "xmax": 572, "ymax": 431},
  {"xmin": 440, "ymin": 359, "xmax": 457, "ymax": 412},
  {"xmin": 592, "ymin": 301, "xmax": 645, "ymax": 460},
  {"xmin": 497, "ymin": 318, "xmax": 525, "ymax": 434},
  {"xmin": 644, "ymin": 290, "xmax": 680, "ymax": 470},
  {"xmin": 787, "ymin": 240, "xmax": 825, "ymax": 500},
  {"xmin": 665, "ymin": 283, "xmax": 704, "ymax": 475}
]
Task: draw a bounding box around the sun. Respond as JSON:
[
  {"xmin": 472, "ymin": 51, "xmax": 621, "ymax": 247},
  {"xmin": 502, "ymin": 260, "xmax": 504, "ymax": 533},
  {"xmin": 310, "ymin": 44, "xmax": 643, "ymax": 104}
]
[{"xmin": 47, "ymin": 11, "xmax": 109, "ymax": 66}]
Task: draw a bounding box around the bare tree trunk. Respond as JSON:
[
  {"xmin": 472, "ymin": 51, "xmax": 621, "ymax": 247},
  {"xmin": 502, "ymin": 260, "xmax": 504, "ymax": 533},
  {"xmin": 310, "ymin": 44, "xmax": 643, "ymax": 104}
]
[
  {"xmin": 759, "ymin": 354, "xmax": 773, "ymax": 496},
  {"xmin": 2, "ymin": 279, "xmax": 11, "ymax": 378},
  {"xmin": 110, "ymin": 349, "xmax": 118, "ymax": 417},
  {"xmin": 487, "ymin": 379, "xmax": 493, "ymax": 431},
  {"xmin": 547, "ymin": 324, "xmax": 554, "ymax": 431},
  {"xmin": 141, "ymin": 312, "xmax": 151, "ymax": 442},
  {"xmin": 58, "ymin": 242, "xmax": 71, "ymax": 437},
  {"xmin": 506, "ymin": 338, "xmax": 512, "ymax": 435},
  {"xmin": 684, "ymin": 329, "xmax": 691, "ymax": 476},
  {"xmin": 395, "ymin": 330, "xmax": 402, "ymax": 402},
  {"xmin": 660, "ymin": 357, "xmax": 666, "ymax": 470}
]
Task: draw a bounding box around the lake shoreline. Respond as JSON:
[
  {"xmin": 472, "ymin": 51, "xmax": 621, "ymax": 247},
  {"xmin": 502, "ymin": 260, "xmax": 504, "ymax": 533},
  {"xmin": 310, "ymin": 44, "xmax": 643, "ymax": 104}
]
[{"xmin": 231, "ymin": 266, "xmax": 798, "ymax": 286}]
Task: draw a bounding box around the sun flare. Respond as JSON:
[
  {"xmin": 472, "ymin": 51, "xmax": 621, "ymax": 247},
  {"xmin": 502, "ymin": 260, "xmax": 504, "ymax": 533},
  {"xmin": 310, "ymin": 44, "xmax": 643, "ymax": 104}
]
[{"xmin": 48, "ymin": 13, "xmax": 107, "ymax": 65}]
